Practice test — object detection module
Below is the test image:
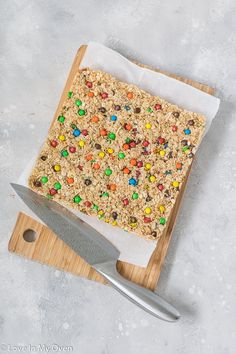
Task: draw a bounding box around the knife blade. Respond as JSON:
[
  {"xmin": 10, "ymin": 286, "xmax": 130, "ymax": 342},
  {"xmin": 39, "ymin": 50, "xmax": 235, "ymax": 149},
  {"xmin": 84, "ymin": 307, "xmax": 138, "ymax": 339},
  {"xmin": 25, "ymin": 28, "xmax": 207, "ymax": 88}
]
[{"xmin": 11, "ymin": 183, "xmax": 180, "ymax": 322}]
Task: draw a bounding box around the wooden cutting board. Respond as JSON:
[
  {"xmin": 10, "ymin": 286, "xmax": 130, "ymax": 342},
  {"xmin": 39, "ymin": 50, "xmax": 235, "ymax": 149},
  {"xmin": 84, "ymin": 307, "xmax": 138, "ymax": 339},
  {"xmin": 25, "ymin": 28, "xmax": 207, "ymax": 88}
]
[{"xmin": 8, "ymin": 45, "xmax": 215, "ymax": 290}]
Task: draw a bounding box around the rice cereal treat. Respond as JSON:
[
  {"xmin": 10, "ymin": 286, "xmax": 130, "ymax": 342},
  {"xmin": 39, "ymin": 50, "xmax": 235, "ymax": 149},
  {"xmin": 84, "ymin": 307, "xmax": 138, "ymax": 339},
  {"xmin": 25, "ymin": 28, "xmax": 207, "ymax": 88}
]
[{"xmin": 28, "ymin": 68, "xmax": 205, "ymax": 240}]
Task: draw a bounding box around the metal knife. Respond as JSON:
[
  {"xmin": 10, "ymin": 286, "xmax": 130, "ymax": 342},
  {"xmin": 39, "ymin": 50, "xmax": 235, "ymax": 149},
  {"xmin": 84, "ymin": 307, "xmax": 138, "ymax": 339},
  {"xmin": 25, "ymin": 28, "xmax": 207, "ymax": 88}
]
[{"xmin": 11, "ymin": 183, "xmax": 180, "ymax": 322}]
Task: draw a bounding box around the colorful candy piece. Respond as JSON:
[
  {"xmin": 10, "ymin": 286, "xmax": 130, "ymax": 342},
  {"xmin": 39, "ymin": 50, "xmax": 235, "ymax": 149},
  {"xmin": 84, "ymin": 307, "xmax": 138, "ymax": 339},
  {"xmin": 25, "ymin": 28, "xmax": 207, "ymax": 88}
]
[
  {"xmin": 129, "ymin": 178, "xmax": 137, "ymax": 186},
  {"xmin": 58, "ymin": 116, "xmax": 65, "ymax": 123},
  {"xmin": 105, "ymin": 168, "xmax": 112, "ymax": 176},
  {"xmin": 184, "ymin": 129, "xmax": 191, "ymax": 135},
  {"xmin": 74, "ymin": 195, "xmax": 82, "ymax": 203},
  {"xmin": 53, "ymin": 165, "xmax": 61, "ymax": 172},
  {"xmin": 78, "ymin": 109, "xmax": 86, "ymax": 116},
  {"xmin": 41, "ymin": 176, "xmax": 48, "ymax": 184},
  {"xmin": 73, "ymin": 129, "xmax": 81, "ymax": 137},
  {"xmin": 108, "ymin": 132, "xmax": 116, "ymax": 140},
  {"xmin": 110, "ymin": 115, "xmax": 117, "ymax": 121}
]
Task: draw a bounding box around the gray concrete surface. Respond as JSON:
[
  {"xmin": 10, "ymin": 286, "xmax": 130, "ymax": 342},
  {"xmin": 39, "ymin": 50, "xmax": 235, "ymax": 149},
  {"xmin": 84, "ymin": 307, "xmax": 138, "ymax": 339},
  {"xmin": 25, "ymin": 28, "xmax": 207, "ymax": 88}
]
[{"xmin": 0, "ymin": 1, "xmax": 236, "ymax": 353}]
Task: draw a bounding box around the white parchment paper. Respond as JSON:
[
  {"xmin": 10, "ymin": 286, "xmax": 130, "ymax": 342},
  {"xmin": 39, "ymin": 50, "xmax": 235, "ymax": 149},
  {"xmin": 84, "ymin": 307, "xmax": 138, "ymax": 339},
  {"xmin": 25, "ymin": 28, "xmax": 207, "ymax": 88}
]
[{"xmin": 18, "ymin": 42, "xmax": 220, "ymax": 267}]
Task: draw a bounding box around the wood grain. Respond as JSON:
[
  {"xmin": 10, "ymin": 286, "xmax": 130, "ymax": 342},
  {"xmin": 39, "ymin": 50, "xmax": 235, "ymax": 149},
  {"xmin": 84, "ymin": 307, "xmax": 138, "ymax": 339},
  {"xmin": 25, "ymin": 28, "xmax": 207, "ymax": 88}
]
[{"xmin": 8, "ymin": 45, "xmax": 215, "ymax": 290}]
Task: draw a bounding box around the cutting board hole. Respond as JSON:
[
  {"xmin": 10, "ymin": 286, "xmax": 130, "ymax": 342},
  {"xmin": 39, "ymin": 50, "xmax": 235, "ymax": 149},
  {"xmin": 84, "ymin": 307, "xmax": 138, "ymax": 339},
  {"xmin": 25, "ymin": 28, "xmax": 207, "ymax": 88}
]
[{"xmin": 23, "ymin": 229, "xmax": 37, "ymax": 243}]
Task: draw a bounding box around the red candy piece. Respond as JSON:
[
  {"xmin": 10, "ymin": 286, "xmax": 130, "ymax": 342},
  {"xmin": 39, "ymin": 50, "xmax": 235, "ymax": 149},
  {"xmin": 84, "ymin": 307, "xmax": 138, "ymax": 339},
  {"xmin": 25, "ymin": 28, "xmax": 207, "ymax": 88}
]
[
  {"xmin": 157, "ymin": 184, "xmax": 164, "ymax": 191},
  {"xmin": 157, "ymin": 136, "xmax": 165, "ymax": 144},
  {"xmin": 69, "ymin": 146, "xmax": 76, "ymax": 153},
  {"xmin": 50, "ymin": 140, "xmax": 58, "ymax": 148},
  {"xmin": 144, "ymin": 217, "xmax": 152, "ymax": 223},
  {"xmin": 84, "ymin": 201, "xmax": 92, "ymax": 207},
  {"xmin": 123, "ymin": 198, "xmax": 129, "ymax": 206},
  {"xmin": 78, "ymin": 165, "xmax": 83, "ymax": 171},
  {"xmin": 86, "ymin": 81, "xmax": 92, "ymax": 88},
  {"xmin": 172, "ymin": 125, "xmax": 178, "ymax": 132},
  {"xmin": 101, "ymin": 92, "xmax": 108, "ymax": 99},
  {"xmin": 154, "ymin": 104, "xmax": 162, "ymax": 110},
  {"xmin": 130, "ymin": 141, "xmax": 136, "ymax": 148},
  {"xmin": 137, "ymin": 161, "xmax": 143, "ymax": 168},
  {"xmin": 49, "ymin": 188, "xmax": 57, "ymax": 196},
  {"xmin": 142, "ymin": 140, "xmax": 150, "ymax": 147},
  {"xmin": 82, "ymin": 129, "xmax": 88, "ymax": 136}
]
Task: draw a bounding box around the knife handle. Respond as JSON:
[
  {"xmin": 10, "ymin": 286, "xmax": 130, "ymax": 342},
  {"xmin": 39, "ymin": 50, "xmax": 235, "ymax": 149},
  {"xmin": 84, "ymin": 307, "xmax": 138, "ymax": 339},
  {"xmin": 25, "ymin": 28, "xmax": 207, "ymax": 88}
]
[{"xmin": 94, "ymin": 261, "xmax": 180, "ymax": 322}]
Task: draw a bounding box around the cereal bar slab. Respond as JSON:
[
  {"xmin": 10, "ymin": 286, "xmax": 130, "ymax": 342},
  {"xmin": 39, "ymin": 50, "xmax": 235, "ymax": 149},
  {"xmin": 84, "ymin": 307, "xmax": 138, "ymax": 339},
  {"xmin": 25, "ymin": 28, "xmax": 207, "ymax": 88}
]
[{"xmin": 28, "ymin": 68, "xmax": 205, "ymax": 240}]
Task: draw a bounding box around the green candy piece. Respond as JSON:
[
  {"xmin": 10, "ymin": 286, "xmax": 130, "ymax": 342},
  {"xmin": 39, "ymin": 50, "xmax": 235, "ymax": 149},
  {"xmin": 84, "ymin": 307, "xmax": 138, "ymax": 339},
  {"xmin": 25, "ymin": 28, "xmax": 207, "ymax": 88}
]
[
  {"xmin": 118, "ymin": 152, "xmax": 125, "ymax": 159},
  {"xmin": 159, "ymin": 217, "xmax": 166, "ymax": 225},
  {"xmin": 105, "ymin": 168, "xmax": 112, "ymax": 176},
  {"xmin": 78, "ymin": 109, "xmax": 86, "ymax": 116},
  {"xmin": 108, "ymin": 132, "xmax": 116, "ymax": 140},
  {"xmin": 68, "ymin": 91, "xmax": 73, "ymax": 98},
  {"xmin": 147, "ymin": 107, "xmax": 153, "ymax": 113},
  {"xmin": 132, "ymin": 192, "xmax": 139, "ymax": 200},
  {"xmin": 125, "ymin": 137, "xmax": 131, "ymax": 143},
  {"xmin": 182, "ymin": 146, "xmax": 189, "ymax": 152},
  {"xmin": 58, "ymin": 115, "xmax": 65, "ymax": 123},
  {"xmin": 75, "ymin": 99, "xmax": 82, "ymax": 106},
  {"xmin": 102, "ymin": 192, "xmax": 109, "ymax": 197},
  {"xmin": 74, "ymin": 195, "xmax": 82, "ymax": 203},
  {"xmin": 70, "ymin": 123, "xmax": 77, "ymax": 129},
  {"xmin": 54, "ymin": 182, "xmax": 61, "ymax": 190},
  {"xmin": 61, "ymin": 150, "xmax": 69, "ymax": 157},
  {"xmin": 93, "ymin": 204, "xmax": 99, "ymax": 211},
  {"xmin": 41, "ymin": 176, "xmax": 48, "ymax": 184},
  {"xmin": 46, "ymin": 194, "xmax": 53, "ymax": 199}
]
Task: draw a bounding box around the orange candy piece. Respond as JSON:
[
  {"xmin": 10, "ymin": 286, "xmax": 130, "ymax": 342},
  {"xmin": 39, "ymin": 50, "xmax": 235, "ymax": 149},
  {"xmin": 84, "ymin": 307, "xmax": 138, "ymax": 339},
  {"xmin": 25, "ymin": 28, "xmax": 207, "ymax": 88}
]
[
  {"xmin": 127, "ymin": 92, "xmax": 134, "ymax": 99},
  {"xmin": 88, "ymin": 91, "xmax": 94, "ymax": 97},
  {"xmin": 123, "ymin": 143, "xmax": 130, "ymax": 150},
  {"xmin": 67, "ymin": 177, "xmax": 74, "ymax": 184},
  {"xmin": 123, "ymin": 167, "xmax": 130, "ymax": 174},
  {"xmin": 130, "ymin": 158, "xmax": 137, "ymax": 166},
  {"xmin": 86, "ymin": 154, "xmax": 93, "ymax": 161},
  {"xmin": 176, "ymin": 162, "xmax": 182, "ymax": 170},
  {"xmin": 108, "ymin": 183, "xmax": 117, "ymax": 191},
  {"xmin": 91, "ymin": 115, "xmax": 99, "ymax": 123},
  {"xmin": 125, "ymin": 123, "xmax": 132, "ymax": 131},
  {"xmin": 93, "ymin": 163, "xmax": 100, "ymax": 170},
  {"xmin": 100, "ymin": 129, "xmax": 107, "ymax": 136}
]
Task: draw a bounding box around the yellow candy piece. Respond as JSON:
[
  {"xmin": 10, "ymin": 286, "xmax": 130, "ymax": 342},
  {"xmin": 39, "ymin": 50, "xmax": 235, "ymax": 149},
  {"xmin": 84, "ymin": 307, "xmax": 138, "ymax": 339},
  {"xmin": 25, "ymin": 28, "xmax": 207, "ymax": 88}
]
[
  {"xmin": 172, "ymin": 181, "xmax": 179, "ymax": 188},
  {"xmin": 145, "ymin": 123, "xmax": 152, "ymax": 129},
  {"xmin": 58, "ymin": 135, "xmax": 65, "ymax": 141},
  {"xmin": 145, "ymin": 163, "xmax": 152, "ymax": 170},
  {"xmin": 98, "ymin": 210, "xmax": 104, "ymax": 216},
  {"xmin": 54, "ymin": 164, "xmax": 61, "ymax": 172},
  {"xmin": 149, "ymin": 175, "xmax": 156, "ymax": 183},
  {"xmin": 130, "ymin": 223, "xmax": 137, "ymax": 228},
  {"xmin": 105, "ymin": 218, "xmax": 110, "ymax": 223},
  {"xmin": 145, "ymin": 207, "xmax": 152, "ymax": 214},
  {"xmin": 159, "ymin": 150, "xmax": 166, "ymax": 157},
  {"xmin": 107, "ymin": 148, "xmax": 114, "ymax": 154},
  {"xmin": 112, "ymin": 220, "xmax": 117, "ymax": 226},
  {"xmin": 78, "ymin": 140, "xmax": 85, "ymax": 147},
  {"xmin": 159, "ymin": 205, "xmax": 166, "ymax": 213},
  {"xmin": 184, "ymin": 149, "xmax": 190, "ymax": 154},
  {"xmin": 98, "ymin": 152, "xmax": 105, "ymax": 158}
]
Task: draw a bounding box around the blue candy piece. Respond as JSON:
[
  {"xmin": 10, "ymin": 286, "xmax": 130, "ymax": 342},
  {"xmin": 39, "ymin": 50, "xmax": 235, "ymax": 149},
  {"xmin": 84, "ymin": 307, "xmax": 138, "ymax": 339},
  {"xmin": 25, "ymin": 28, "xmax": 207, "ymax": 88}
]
[
  {"xmin": 184, "ymin": 129, "xmax": 191, "ymax": 135},
  {"xmin": 73, "ymin": 129, "xmax": 81, "ymax": 137},
  {"xmin": 129, "ymin": 178, "xmax": 138, "ymax": 186},
  {"xmin": 110, "ymin": 115, "xmax": 117, "ymax": 122},
  {"xmin": 124, "ymin": 105, "xmax": 131, "ymax": 111}
]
